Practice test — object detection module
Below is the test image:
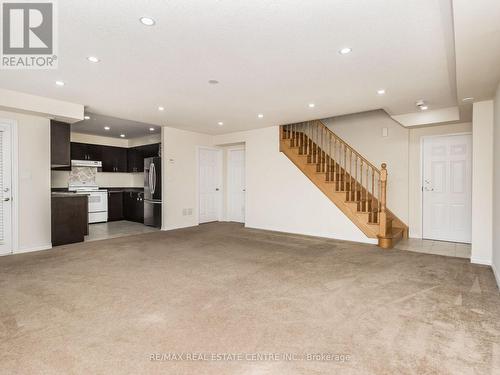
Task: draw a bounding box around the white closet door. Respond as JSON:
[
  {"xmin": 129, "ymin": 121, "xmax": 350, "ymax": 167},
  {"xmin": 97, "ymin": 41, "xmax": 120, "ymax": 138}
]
[
  {"xmin": 422, "ymin": 134, "xmax": 472, "ymax": 243},
  {"xmin": 199, "ymin": 148, "xmax": 222, "ymax": 223},
  {"xmin": 0, "ymin": 123, "xmax": 13, "ymax": 255},
  {"xmin": 227, "ymin": 149, "xmax": 245, "ymax": 223}
]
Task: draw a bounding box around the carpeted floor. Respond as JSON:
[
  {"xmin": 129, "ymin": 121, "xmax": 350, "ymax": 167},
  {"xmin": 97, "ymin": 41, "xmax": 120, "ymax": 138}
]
[{"xmin": 1, "ymin": 223, "xmax": 499, "ymax": 374}]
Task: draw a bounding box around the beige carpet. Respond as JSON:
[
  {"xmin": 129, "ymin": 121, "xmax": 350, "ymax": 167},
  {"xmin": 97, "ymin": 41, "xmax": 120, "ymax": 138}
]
[{"xmin": 1, "ymin": 223, "xmax": 499, "ymax": 374}]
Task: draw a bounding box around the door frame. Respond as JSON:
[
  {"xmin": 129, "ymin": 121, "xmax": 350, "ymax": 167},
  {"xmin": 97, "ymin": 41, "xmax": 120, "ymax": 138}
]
[
  {"xmin": 226, "ymin": 146, "xmax": 246, "ymax": 223},
  {"xmin": 420, "ymin": 132, "xmax": 472, "ymax": 242},
  {"xmin": 0, "ymin": 118, "xmax": 19, "ymax": 255},
  {"xmin": 196, "ymin": 146, "xmax": 223, "ymax": 224}
]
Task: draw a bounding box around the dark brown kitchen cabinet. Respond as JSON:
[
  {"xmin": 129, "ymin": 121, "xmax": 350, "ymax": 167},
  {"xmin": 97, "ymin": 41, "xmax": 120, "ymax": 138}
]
[
  {"xmin": 71, "ymin": 142, "xmax": 102, "ymax": 161},
  {"xmin": 51, "ymin": 120, "xmax": 71, "ymax": 169},
  {"xmin": 127, "ymin": 148, "xmax": 143, "ymax": 173},
  {"xmin": 126, "ymin": 143, "xmax": 161, "ymax": 172},
  {"xmin": 107, "ymin": 191, "xmax": 124, "ymax": 221},
  {"xmin": 51, "ymin": 194, "xmax": 88, "ymax": 246},
  {"xmin": 123, "ymin": 192, "xmax": 144, "ymax": 223},
  {"xmin": 102, "ymin": 146, "xmax": 127, "ymax": 172}
]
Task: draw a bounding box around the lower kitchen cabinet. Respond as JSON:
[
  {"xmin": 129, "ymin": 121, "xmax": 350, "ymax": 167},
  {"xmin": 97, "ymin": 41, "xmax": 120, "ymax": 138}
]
[
  {"xmin": 107, "ymin": 191, "xmax": 124, "ymax": 221},
  {"xmin": 51, "ymin": 194, "xmax": 89, "ymax": 246},
  {"xmin": 123, "ymin": 191, "xmax": 144, "ymax": 223}
]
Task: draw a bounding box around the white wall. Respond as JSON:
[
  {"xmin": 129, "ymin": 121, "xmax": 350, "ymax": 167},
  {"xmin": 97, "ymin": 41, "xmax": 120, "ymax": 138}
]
[
  {"xmin": 213, "ymin": 126, "xmax": 374, "ymax": 243},
  {"xmin": 493, "ymin": 84, "xmax": 500, "ymax": 287},
  {"xmin": 0, "ymin": 110, "xmax": 52, "ymax": 253},
  {"xmin": 408, "ymin": 122, "xmax": 472, "ymax": 238},
  {"xmin": 471, "ymin": 100, "xmax": 494, "ymax": 265},
  {"xmin": 161, "ymin": 127, "xmax": 212, "ymax": 230},
  {"xmin": 323, "ymin": 110, "xmax": 409, "ymax": 223}
]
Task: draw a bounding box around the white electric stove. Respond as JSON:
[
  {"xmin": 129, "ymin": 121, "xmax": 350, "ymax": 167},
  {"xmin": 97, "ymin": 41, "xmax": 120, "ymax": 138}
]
[{"xmin": 68, "ymin": 184, "xmax": 108, "ymax": 223}]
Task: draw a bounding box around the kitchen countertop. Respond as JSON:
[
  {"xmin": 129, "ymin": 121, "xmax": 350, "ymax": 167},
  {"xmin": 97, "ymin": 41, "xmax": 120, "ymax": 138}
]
[
  {"xmin": 52, "ymin": 187, "xmax": 144, "ymax": 193},
  {"xmin": 52, "ymin": 192, "xmax": 89, "ymax": 198}
]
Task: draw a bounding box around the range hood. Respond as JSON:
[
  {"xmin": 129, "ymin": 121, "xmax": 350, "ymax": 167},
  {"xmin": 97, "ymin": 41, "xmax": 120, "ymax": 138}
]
[{"xmin": 71, "ymin": 160, "xmax": 102, "ymax": 167}]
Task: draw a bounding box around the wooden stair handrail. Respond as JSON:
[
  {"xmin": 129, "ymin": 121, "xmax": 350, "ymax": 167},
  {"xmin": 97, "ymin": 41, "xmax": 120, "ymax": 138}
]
[
  {"xmin": 313, "ymin": 120, "xmax": 380, "ymax": 174},
  {"xmin": 280, "ymin": 121, "xmax": 407, "ymax": 247}
]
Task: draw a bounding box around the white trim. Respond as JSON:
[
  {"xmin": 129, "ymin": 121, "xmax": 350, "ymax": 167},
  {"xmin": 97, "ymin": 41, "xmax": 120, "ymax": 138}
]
[
  {"xmin": 0, "ymin": 117, "xmax": 19, "ymax": 255},
  {"xmin": 470, "ymin": 257, "xmax": 492, "ymax": 266},
  {"xmin": 226, "ymin": 147, "xmax": 246, "ymax": 223},
  {"xmin": 492, "ymin": 262, "xmax": 500, "ymax": 290},
  {"xmin": 161, "ymin": 224, "xmax": 197, "ymax": 231},
  {"xmin": 196, "ymin": 146, "xmax": 223, "ymax": 224},
  {"xmin": 11, "ymin": 243, "xmax": 52, "ymax": 255},
  {"xmin": 420, "ymin": 132, "xmax": 473, "ymax": 243}
]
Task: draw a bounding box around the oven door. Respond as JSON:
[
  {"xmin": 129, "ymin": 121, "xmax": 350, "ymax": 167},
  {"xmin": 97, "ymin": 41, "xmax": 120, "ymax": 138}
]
[{"xmin": 87, "ymin": 191, "xmax": 108, "ymax": 213}]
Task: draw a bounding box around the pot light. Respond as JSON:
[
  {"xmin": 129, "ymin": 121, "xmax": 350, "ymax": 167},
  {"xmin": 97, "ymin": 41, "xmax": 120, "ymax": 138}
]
[
  {"xmin": 87, "ymin": 56, "xmax": 100, "ymax": 63},
  {"xmin": 420, "ymin": 105, "xmax": 429, "ymax": 111},
  {"xmin": 462, "ymin": 97, "xmax": 474, "ymax": 102},
  {"xmin": 377, "ymin": 89, "xmax": 386, "ymax": 95},
  {"xmin": 140, "ymin": 17, "xmax": 155, "ymax": 26},
  {"xmin": 84, "ymin": 115, "xmax": 90, "ymax": 120},
  {"xmin": 158, "ymin": 106, "xmax": 165, "ymax": 111},
  {"xmin": 308, "ymin": 103, "xmax": 316, "ymax": 108},
  {"xmin": 120, "ymin": 134, "xmax": 126, "ymax": 138},
  {"xmin": 149, "ymin": 128, "xmax": 155, "ymax": 131},
  {"xmin": 104, "ymin": 126, "xmax": 110, "ymax": 130},
  {"xmin": 339, "ymin": 47, "xmax": 352, "ymax": 55},
  {"xmin": 258, "ymin": 114, "xmax": 264, "ymax": 119},
  {"xmin": 55, "ymin": 80, "xmax": 65, "ymax": 86},
  {"xmin": 218, "ymin": 122, "xmax": 224, "ymax": 126}
]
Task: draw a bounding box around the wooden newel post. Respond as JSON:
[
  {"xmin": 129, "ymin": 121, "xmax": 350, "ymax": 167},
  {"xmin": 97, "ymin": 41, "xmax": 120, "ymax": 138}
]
[{"xmin": 379, "ymin": 163, "xmax": 388, "ymax": 238}]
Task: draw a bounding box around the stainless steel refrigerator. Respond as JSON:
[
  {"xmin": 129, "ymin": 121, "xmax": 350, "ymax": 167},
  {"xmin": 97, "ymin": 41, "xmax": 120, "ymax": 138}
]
[{"xmin": 144, "ymin": 157, "xmax": 162, "ymax": 227}]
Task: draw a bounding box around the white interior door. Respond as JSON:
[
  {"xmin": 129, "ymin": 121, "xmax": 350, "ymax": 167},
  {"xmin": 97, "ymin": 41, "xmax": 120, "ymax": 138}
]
[
  {"xmin": 227, "ymin": 149, "xmax": 246, "ymax": 223},
  {"xmin": 422, "ymin": 134, "xmax": 472, "ymax": 243},
  {"xmin": 199, "ymin": 148, "xmax": 222, "ymax": 223},
  {"xmin": 0, "ymin": 123, "xmax": 13, "ymax": 255}
]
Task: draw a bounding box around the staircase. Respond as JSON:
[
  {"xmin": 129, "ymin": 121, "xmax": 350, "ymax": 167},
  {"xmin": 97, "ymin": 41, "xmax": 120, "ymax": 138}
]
[{"xmin": 280, "ymin": 120, "xmax": 408, "ymax": 248}]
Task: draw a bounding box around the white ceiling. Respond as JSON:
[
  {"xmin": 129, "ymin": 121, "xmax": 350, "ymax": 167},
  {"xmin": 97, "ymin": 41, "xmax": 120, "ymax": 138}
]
[
  {"xmin": 453, "ymin": 0, "xmax": 500, "ymax": 104},
  {"xmin": 71, "ymin": 113, "xmax": 161, "ymax": 139},
  {"xmin": 0, "ymin": 0, "xmax": 461, "ymax": 134}
]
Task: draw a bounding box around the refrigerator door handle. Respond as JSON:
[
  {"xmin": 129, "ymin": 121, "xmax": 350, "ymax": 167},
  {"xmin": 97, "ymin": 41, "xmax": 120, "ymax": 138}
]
[
  {"xmin": 151, "ymin": 163, "xmax": 156, "ymax": 195},
  {"xmin": 148, "ymin": 165, "xmax": 153, "ymax": 195}
]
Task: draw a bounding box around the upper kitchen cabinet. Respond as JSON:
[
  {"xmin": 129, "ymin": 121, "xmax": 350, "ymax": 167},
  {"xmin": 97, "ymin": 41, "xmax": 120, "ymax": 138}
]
[
  {"xmin": 127, "ymin": 143, "xmax": 161, "ymax": 172},
  {"xmin": 50, "ymin": 120, "xmax": 71, "ymax": 169},
  {"xmin": 127, "ymin": 147, "xmax": 143, "ymax": 173},
  {"xmin": 71, "ymin": 142, "xmax": 103, "ymax": 161},
  {"xmin": 102, "ymin": 145, "xmax": 127, "ymax": 172}
]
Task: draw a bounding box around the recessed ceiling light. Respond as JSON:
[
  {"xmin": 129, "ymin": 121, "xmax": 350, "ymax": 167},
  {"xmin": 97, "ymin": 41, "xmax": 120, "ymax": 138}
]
[
  {"xmin": 120, "ymin": 134, "xmax": 126, "ymax": 138},
  {"xmin": 140, "ymin": 17, "xmax": 155, "ymax": 26},
  {"xmin": 149, "ymin": 128, "xmax": 155, "ymax": 131},
  {"xmin": 218, "ymin": 122, "xmax": 224, "ymax": 126},
  {"xmin": 339, "ymin": 47, "xmax": 352, "ymax": 55},
  {"xmin": 258, "ymin": 114, "xmax": 264, "ymax": 119},
  {"xmin": 208, "ymin": 80, "xmax": 219, "ymax": 85},
  {"xmin": 462, "ymin": 97, "xmax": 474, "ymax": 102},
  {"xmin": 55, "ymin": 80, "xmax": 65, "ymax": 86},
  {"xmin": 87, "ymin": 56, "xmax": 100, "ymax": 63},
  {"xmin": 158, "ymin": 106, "xmax": 165, "ymax": 111},
  {"xmin": 420, "ymin": 105, "xmax": 429, "ymax": 111},
  {"xmin": 377, "ymin": 89, "xmax": 386, "ymax": 95},
  {"xmin": 308, "ymin": 103, "xmax": 315, "ymax": 108},
  {"xmin": 84, "ymin": 115, "xmax": 90, "ymax": 120},
  {"xmin": 104, "ymin": 126, "xmax": 110, "ymax": 130}
]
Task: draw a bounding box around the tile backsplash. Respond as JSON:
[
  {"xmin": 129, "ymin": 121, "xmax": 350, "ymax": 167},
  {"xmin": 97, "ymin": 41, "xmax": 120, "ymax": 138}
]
[{"xmin": 68, "ymin": 167, "xmax": 97, "ymax": 186}]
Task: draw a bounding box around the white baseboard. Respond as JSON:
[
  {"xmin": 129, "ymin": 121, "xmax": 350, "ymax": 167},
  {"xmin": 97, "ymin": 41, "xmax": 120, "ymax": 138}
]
[
  {"xmin": 492, "ymin": 262, "xmax": 500, "ymax": 290},
  {"xmin": 470, "ymin": 257, "xmax": 492, "ymax": 266},
  {"xmin": 161, "ymin": 224, "xmax": 198, "ymax": 231},
  {"xmin": 15, "ymin": 243, "xmax": 53, "ymax": 254}
]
